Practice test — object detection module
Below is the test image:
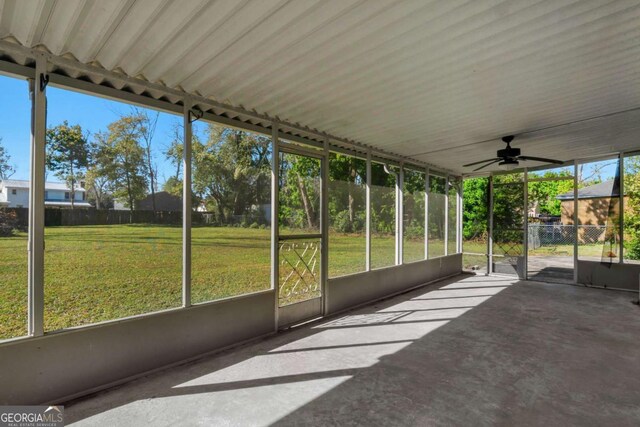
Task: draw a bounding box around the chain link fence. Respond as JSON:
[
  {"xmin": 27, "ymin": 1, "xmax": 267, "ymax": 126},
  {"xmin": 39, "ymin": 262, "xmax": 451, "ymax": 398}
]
[
  {"xmin": 528, "ymin": 224, "xmax": 617, "ymax": 250},
  {"xmin": 528, "ymin": 224, "xmax": 575, "ymax": 249}
]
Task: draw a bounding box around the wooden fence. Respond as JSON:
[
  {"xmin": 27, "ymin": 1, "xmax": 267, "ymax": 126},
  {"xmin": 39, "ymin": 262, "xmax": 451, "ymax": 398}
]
[{"xmin": 0, "ymin": 207, "xmax": 216, "ymax": 228}]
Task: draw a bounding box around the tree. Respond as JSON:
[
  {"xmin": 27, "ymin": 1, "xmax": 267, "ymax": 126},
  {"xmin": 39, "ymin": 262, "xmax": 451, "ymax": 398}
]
[
  {"xmin": 403, "ymin": 168, "xmax": 426, "ymax": 239},
  {"xmin": 84, "ymin": 164, "xmax": 113, "ymax": 209},
  {"xmin": 624, "ymin": 156, "xmax": 640, "ymax": 259},
  {"xmin": 0, "ymin": 209, "xmax": 18, "ymax": 237},
  {"xmin": 94, "ymin": 116, "xmax": 148, "ymax": 213},
  {"xmin": 279, "ymin": 155, "xmax": 321, "ymax": 229},
  {"xmin": 164, "ymin": 128, "xmax": 211, "ymax": 209},
  {"xmin": 369, "ymin": 163, "xmax": 396, "ymax": 235},
  {"xmin": 0, "ymin": 138, "xmax": 16, "ymax": 180},
  {"xmin": 45, "ymin": 122, "xmax": 90, "ymax": 209},
  {"xmin": 462, "ymin": 177, "xmax": 489, "ymax": 240},
  {"xmin": 114, "ymin": 109, "xmax": 160, "ymax": 211},
  {"xmin": 428, "ymin": 174, "xmax": 447, "ymax": 240},
  {"xmin": 128, "ymin": 108, "xmax": 160, "ymax": 212},
  {"xmin": 165, "ymin": 123, "xmax": 184, "ymax": 180},
  {"xmin": 328, "ymin": 153, "xmax": 367, "ymax": 233},
  {"xmin": 577, "ymin": 160, "xmax": 617, "ymax": 185},
  {"xmin": 191, "ymin": 124, "xmax": 271, "ymax": 224},
  {"xmin": 527, "ymin": 170, "xmax": 573, "ymax": 217},
  {"xmin": 162, "ymin": 176, "xmax": 183, "ymax": 197},
  {"xmin": 0, "ymin": 139, "xmax": 18, "ymax": 236}
]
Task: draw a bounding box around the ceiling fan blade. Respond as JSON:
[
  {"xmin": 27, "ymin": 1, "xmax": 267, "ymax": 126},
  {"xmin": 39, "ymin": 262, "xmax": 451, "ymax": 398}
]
[
  {"xmin": 473, "ymin": 159, "xmax": 501, "ymax": 172},
  {"xmin": 463, "ymin": 158, "xmax": 501, "ymax": 167},
  {"xmin": 518, "ymin": 156, "xmax": 564, "ymax": 165}
]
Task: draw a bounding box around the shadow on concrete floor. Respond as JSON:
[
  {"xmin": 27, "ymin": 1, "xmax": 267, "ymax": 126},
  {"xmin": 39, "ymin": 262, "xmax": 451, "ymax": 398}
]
[
  {"xmin": 65, "ymin": 274, "xmax": 640, "ymax": 426},
  {"xmin": 527, "ymin": 267, "xmax": 574, "ymax": 284}
]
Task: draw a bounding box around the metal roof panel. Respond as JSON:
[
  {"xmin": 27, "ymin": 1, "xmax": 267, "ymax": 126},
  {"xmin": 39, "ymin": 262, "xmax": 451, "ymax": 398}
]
[{"xmin": 1, "ymin": 0, "xmax": 639, "ymax": 173}]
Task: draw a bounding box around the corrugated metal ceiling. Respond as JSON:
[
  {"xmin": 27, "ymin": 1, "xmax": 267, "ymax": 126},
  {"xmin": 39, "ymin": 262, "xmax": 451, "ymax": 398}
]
[{"xmin": 1, "ymin": 0, "xmax": 639, "ymax": 173}]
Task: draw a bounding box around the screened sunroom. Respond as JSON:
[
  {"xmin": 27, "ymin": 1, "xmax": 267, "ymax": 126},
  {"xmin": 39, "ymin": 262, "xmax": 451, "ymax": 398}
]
[{"xmin": 1, "ymin": 1, "xmax": 639, "ymax": 425}]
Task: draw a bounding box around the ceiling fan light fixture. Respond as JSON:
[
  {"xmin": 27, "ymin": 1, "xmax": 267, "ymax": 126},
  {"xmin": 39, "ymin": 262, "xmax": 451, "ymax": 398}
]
[{"xmin": 499, "ymin": 159, "xmax": 519, "ymax": 171}]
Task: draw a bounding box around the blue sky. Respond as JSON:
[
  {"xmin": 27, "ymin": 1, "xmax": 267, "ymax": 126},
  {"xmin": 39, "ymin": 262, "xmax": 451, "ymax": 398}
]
[
  {"xmin": 0, "ymin": 74, "xmax": 199, "ymax": 185},
  {"xmin": 0, "ymin": 76, "xmax": 30, "ymax": 180},
  {"xmin": 528, "ymin": 160, "xmax": 619, "ymax": 182}
]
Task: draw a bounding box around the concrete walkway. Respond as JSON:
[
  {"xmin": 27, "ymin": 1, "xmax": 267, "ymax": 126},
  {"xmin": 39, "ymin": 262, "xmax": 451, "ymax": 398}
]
[{"xmin": 66, "ymin": 275, "xmax": 640, "ymax": 426}]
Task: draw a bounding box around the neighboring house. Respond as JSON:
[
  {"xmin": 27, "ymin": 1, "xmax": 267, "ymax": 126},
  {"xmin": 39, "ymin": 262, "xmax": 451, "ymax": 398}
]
[
  {"xmin": 259, "ymin": 203, "xmax": 271, "ymax": 223},
  {"xmin": 556, "ymin": 179, "xmax": 626, "ymax": 225},
  {"xmin": 557, "ymin": 179, "xmax": 627, "ymax": 244},
  {"xmin": 0, "ymin": 179, "xmax": 92, "ymax": 208},
  {"xmin": 528, "ymin": 200, "xmax": 540, "ymax": 218},
  {"xmin": 136, "ymin": 191, "xmax": 182, "ymax": 212},
  {"xmin": 112, "ymin": 200, "xmax": 127, "ymax": 210}
]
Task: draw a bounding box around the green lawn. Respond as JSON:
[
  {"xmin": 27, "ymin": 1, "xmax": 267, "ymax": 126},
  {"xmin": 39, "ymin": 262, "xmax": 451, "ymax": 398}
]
[
  {"xmin": 328, "ymin": 233, "xmax": 367, "ymax": 276},
  {"xmin": 2, "ymin": 224, "xmax": 618, "ymax": 339},
  {"xmin": 2, "ymin": 226, "xmax": 438, "ymax": 339},
  {"xmin": 1, "ymin": 225, "xmax": 278, "ymax": 339},
  {"xmin": 0, "ymin": 232, "xmax": 28, "ymax": 339},
  {"xmin": 461, "ymin": 239, "xmax": 613, "ymax": 270},
  {"xmin": 403, "ymin": 238, "xmax": 425, "ymax": 264},
  {"xmin": 462, "ymin": 240, "xmax": 488, "ymax": 270}
]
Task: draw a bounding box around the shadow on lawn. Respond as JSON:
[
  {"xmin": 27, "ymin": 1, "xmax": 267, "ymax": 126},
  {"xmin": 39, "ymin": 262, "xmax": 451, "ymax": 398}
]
[{"xmin": 43, "ymin": 235, "xmax": 269, "ymax": 249}]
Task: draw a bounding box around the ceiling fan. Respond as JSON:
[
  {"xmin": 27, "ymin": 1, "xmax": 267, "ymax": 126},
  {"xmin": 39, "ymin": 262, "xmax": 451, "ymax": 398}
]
[{"xmin": 463, "ymin": 135, "xmax": 564, "ymax": 172}]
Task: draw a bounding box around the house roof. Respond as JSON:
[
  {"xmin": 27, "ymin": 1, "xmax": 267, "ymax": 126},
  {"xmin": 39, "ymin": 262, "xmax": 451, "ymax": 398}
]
[
  {"xmin": 0, "ymin": 179, "xmax": 86, "ymax": 192},
  {"xmin": 556, "ymin": 179, "xmax": 620, "ymax": 201},
  {"xmin": 44, "ymin": 201, "xmax": 92, "ymax": 207},
  {"xmin": 136, "ymin": 191, "xmax": 182, "ymax": 212}
]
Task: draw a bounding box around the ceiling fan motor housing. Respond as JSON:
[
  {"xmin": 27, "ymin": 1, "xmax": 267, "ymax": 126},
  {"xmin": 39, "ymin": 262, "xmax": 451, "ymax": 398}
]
[
  {"xmin": 497, "ymin": 146, "xmax": 520, "ymax": 158},
  {"xmin": 462, "ymin": 134, "xmax": 563, "ymax": 170}
]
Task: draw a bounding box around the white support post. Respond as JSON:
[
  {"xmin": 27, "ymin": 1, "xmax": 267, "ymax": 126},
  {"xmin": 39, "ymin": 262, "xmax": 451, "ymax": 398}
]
[
  {"xmin": 458, "ymin": 178, "xmax": 463, "ymax": 254},
  {"xmin": 28, "ymin": 55, "xmax": 46, "ymax": 337},
  {"xmin": 271, "ymin": 126, "xmax": 280, "ymax": 330},
  {"xmin": 425, "ymin": 167, "xmax": 430, "ymax": 259},
  {"xmin": 321, "ymin": 139, "xmax": 330, "ymax": 314},
  {"xmin": 573, "ymin": 161, "xmax": 579, "ymax": 284},
  {"xmin": 444, "ymin": 174, "xmax": 449, "ymax": 257},
  {"xmin": 488, "ymin": 175, "xmax": 494, "ymax": 275},
  {"xmin": 523, "ymin": 169, "xmax": 529, "ymax": 280},
  {"xmin": 619, "ymin": 154, "xmax": 624, "ymax": 264},
  {"xmin": 365, "ymin": 150, "xmax": 372, "ymax": 271},
  {"xmin": 396, "ymin": 163, "xmax": 403, "ymax": 265},
  {"xmin": 182, "ymin": 99, "xmax": 192, "ymax": 307}
]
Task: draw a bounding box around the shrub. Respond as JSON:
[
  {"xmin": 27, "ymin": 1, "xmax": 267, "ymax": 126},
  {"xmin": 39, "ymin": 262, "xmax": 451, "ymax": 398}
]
[
  {"xmin": 0, "ymin": 209, "xmax": 18, "ymax": 237},
  {"xmin": 245, "ymin": 206, "xmax": 268, "ymax": 226},
  {"xmin": 249, "ymin": 222, "xmax": 259, "ymax": 229},
  {"xmin": 625, "ymin": 236, "xmax": 640, "ymax": 260},
  {"xmin": 332, "ymin": 210, "xmax": 352, "ymax": 233},
  {"xmin": 280, "ymin": 208, "xmax": 305, "ymax": 230},
  {"xmin": 332, "ymin": 209, "xmax": 365, "ymax": 233},
  {"xmin": 354, "ymin": 211, "xmax": 366, "ymax": 232},
  {"xmin": 405, "ymin": 220, "xmax": 424, "ymax": 239}
]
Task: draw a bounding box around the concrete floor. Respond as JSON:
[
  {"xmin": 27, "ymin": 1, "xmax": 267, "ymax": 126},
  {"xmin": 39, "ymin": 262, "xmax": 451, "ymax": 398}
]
[
  {"xmin": 66, "ymin": 275, "xmax": 640, "ymax": 426},
  {"xmin": 527, "ymin": 255, "xmax": 574, "ymax": 284}
]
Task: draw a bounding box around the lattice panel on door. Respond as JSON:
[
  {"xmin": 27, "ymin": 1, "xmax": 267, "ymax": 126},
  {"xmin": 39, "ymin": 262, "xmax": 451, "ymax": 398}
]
[
  {"xmin": 494, "ymin": 228, "xmax": 525, "ymax": 256},
  {"xmin": 492, "ymin": 179, "xmax": 525, "ymax": 273},
  {"xmin": 279, "ymin": 240, "xmax": 321, "ymax": 306}
]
